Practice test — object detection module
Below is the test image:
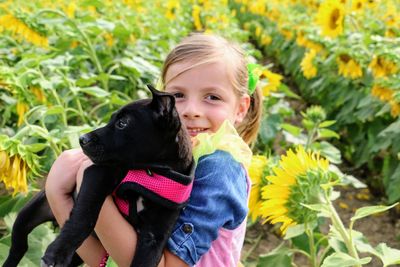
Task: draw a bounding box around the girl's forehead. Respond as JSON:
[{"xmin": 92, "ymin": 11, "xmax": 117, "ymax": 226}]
[{"xmin": 165, "ymin": 60, "xmax": 230, "ymax": 85}]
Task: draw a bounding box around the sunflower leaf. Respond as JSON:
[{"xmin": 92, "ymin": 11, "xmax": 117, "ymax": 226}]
[
  {"xmin": 301, "ymin": 203, "xmax": 330, "ymax": 217},
  {"xmin": 321, "ymin": 252, "xmax": 371, "ymax": 267},
  {"xmin": 350, "ymin": 203, "xmax": 398, "ymax": 222}
]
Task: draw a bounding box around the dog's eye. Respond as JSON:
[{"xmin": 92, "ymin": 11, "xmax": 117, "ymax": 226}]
[{"xmin": 115, "ymin": 118, "xmax": 128, "ymax": 129}]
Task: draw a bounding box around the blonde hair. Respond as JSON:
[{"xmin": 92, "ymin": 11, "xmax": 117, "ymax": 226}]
[{"xmin": 161, "ymin": 33, "xmax": 262, "ymax": 145}]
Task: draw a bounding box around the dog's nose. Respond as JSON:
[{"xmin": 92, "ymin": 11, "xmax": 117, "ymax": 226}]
[{"xmin": 79, "ymin": 134, "xmax": 91, "ymax": 147}]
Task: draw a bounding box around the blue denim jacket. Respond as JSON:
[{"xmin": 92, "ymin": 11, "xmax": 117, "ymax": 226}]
[{"xmin": 167, "ymin": 150, "xmax": 249, "ymax": 265}]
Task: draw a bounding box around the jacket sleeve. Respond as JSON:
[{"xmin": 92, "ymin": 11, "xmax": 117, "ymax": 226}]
[{"xmin": 166, "ymin": 150, "xmax": 249, "ymax": 265}]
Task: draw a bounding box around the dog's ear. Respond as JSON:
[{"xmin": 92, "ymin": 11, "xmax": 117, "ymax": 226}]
[{"xmin": 147, "ymin": 84, "xmax": 180, "ymax": 131}]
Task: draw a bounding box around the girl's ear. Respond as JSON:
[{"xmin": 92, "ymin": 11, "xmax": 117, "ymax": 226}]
[{"xmin": 235, "ymin": 94, "xmax": 251, "ymax": 125}]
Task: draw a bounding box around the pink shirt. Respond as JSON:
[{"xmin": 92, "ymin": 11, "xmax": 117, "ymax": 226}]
[{"xmin": 194, "ymin": 174, "xmax": 250, "ymax": 267}]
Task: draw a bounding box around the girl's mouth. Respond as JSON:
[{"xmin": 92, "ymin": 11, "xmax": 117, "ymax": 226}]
[{"xmin": 186, "ymin": 127, "xmax": 208, "ymax": 136}]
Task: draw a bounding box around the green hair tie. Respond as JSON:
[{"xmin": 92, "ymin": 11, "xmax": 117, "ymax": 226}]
[{"xmin": 247, "ymin": 63, "xmax": 261, "ymax": 95}]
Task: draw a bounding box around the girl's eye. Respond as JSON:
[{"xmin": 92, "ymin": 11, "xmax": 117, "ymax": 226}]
[
  {"xmin": 206, "ymin": 95, "xmax": 221, "ymax": 101},
  {"xmin": 115, "ymin": 118, "xmax": 128, "ymax": 129},
  {"xmin": 173, "ymin": 92, "xmax": 184, "ymax": 99}
]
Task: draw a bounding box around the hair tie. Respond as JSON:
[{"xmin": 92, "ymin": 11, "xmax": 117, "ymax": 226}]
[{"xmin": 247, "ymin": 63, "xmax": 262, "ymax": 95}]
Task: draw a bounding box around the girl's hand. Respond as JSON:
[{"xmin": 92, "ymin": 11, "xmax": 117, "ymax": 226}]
[{"xmin": 45, "ymin": 148, "xmax": 90, "ymax": 227}]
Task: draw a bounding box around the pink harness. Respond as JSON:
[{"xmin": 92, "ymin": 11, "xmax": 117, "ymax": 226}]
[{"xmin": 113, "ymin": 168, "xmax": 194, "ymax": 216}]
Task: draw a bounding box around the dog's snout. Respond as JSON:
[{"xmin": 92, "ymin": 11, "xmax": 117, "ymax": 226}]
[{"xmin": 79, "ymin": 134, "xmax": 92, "ymax": 147}]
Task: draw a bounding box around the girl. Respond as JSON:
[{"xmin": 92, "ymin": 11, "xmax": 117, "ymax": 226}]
[{"xmin": 45, "ymin": 33, "xmax": 263, "ymax": 267}]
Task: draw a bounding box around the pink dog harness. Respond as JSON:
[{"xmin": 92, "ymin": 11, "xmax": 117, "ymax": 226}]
[{"xmin": 113, "ymin": 167, "xmax": 194, "ymax": 216}]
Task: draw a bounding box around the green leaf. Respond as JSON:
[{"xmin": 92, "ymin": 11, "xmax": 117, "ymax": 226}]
[
  {"xmin": 318, "ymin": 128, "xmax": 340, "ymax": 139},
  {"xmin": 284, "ymin": 224, "xmax": 305, "ymax": 240},
  {"xmin": 301, "ymin": 203, "xmax": 330, "ymax": 217},
  {"xmin": 44, "ymin": 105, "xmax": 65, "ymax": 116},
  {"xmin": 279, "ymin": 84, "xmax": 301, "ymax": 99},
  {"xmin": 387, "ymin": 164, "xmax": 400, "ymax": 203},
  {"xmin": 351, "ymin": 203, "xmax": 398, "ymax": 222},
  {"xmin": 78, "ymin": 86, "xmax": 110, "ymax": 98},
  {"xmin": 319, "ymin": 120, "xmax": 336, "ymax": 128},
  {"xmin": 281, "ymin": 123, "xmax": 302, "ymax": 136},
  {"xmin": 257, "ymin": 243, "xmax": 292, "ymax": 267},
  {"xmin": 315, "ymin": 141, "xmax": 342, "ymax": 164},
  {"xmin": 26, "ymin": 143, "xmax": 48, "ymax": 153},
  {"xmin": 375, "ymin": 243, "xmax": 400, "ymax": 266},
  {"xmin": 321, "ymin": 252, "xmax": 371, "ymax": 267}
]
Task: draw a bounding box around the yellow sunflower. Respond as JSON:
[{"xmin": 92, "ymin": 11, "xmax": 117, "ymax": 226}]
[
  {"xmin": 351, "ymin": 0, "xmax": 365, "ymax": 12},
  {"xmin": 0, "ymin": 151, "xmax": 28, "ymax": 195},
  {"xmin": 316, "ymin": 0, "xmax": 345, "ymax": 38},
  {"xmin": 371, "ymin": 84, "xmax": 393, "ymax": 102},
  {"xmin": 0, "ymin": 14, "xmax": 48, "ymax": 48},
  {"xmin": 261, "ymin": 69, "xmax": 283, "ymax": 96},
  {"xmin": 165, "ymin": 0, "xmax": 180, "ymax": 20},
  {"xmin": 301, "ymin": 49, "xmax": 318, "ymax": 79},
  {"xmin": 16, "ymin": 101, "xmax": 29, "ymax": 126},
  {"xmin": 390, "ymin": 100, "xmax": 400, "ymax": 117},
  {"xmin": 259, "ymin": 146, "xmax": 331, "ymax": 234},
  {"xmin": 192, "ymin": 5, "xmax": 203, "ymax": 31},
  {"xmin": 369, "ymin": 56, "xmax": 398, "ymax": 78},
  {"xmin": 248, "ymin": 155, "xmax": 269, "ymax": 222},
  {"xmin": 337, "ymin": 54, "xmax": 363, "ymax": 79}
]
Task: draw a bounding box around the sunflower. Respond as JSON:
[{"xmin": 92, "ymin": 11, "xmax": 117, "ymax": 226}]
[
  {"xmin": 371, "ymin": 84, "xmax": 393, "ymax": 102},
  {"xmin": 316, "ymin": 0, "xmax": 345, "ymax": 38},
  {"xmin": 337, "ymin": 54, "xmax": 363, "ymax": 79},
  {"xmin": 301, "ymin": 49, "xmax": 318, "ymax": 79},
  {"xmin": 369, "ymin": 56, "xmax": 398, "ymax": 78},
  {"xmin": 389, "ymin": 100, "xmax": 400, "ymax": 117},
  {"xmin": 31, "ymin": 86, "xmax": 47, "ymax": 104},
  {"xmin": 16, "ymin": 101, "xmax": 29, "ymax": 126},
  {"xmin": 259, "ymin": 146, "xmax": 331, "ymax": 234},
  {"xmin": 248, "ymin": 155, "xmax": 269, "ymax": 222},
  {"xmin": 192, "ymin": 5, "xmax": 203, "ymax": 31},
  {"xmin": 261, "ymin": 69, "xmax": 283, "ymax": 96},
  {"xmin": 0, "ymin": 151, "xmax": 28, "ymax": 195},
  {"xmin": 0, "ymin": 14, "xmax": 48, "ymax": 48},
  {"xmin": 165, "ymin": 0, "xmax": 180, "ymax": 20},
  {"xmin": 351, "ymin": 0, "xmax": 364, "ymax": 12}
]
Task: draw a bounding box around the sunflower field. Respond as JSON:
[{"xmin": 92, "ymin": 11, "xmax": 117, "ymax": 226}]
[{"xmin": 0, "ymin": 0, "xmax": 399, "ymax": 266}]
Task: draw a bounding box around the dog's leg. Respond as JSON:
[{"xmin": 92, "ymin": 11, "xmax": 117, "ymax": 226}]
[
  {"xmin": 41, "ymin": 165, "xmax": 119, "ymax": 267},
  {"xmin": 3, "ymin": 191, "xmax": 56, "ymax": 267},
  {"xmin": 130, "ymin": 203, "xmax": 180, "ymax": 267}
]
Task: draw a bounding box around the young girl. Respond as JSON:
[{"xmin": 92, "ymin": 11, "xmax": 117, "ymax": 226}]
[{"xmin": 45, "ymin": 33, "xmax": 262, "ymax": 267}]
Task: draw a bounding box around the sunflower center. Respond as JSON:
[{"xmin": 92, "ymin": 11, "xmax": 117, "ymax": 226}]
[
  {"xmin": 339, "ymin": 54, "xmax": 351, "ymax": 63},
  {"xmin": 329, "ymin": 8, "xmax": 341, "ymax": 29}
]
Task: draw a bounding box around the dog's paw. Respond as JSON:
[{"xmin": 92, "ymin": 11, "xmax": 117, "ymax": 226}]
[
  {"xmin": 41, "ymin": 256, "xmax": 70, "ymax": 267},
  {"xmin": 41, "ymin": 246, "xmax": 74, "ymax": 267}
]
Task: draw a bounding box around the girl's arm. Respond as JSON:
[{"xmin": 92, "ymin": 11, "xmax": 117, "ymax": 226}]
[
  {"xmin": 93, "ymin": 193, "xmax": 189, "ymax": 267},
  {"xmin": 46, "ymin": 149, "xmax": 188, "ymax": 267},
  {"xmin": 45, "ymin": 149, "xmax": 107, "ymax": 266}
]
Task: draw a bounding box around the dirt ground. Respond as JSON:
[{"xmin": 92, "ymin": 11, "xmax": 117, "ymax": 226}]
[{"xmin": 242, "ymin": 186, "xmax": 400, "ymax": 267}]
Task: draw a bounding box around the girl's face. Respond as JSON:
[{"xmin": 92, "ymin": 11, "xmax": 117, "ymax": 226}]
[{"xmin": 164, "ymin": 60, "xmax": 250, "ymax": 137}]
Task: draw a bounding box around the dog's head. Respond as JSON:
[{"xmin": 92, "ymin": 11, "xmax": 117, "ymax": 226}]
[{"xmin": 79, "ymin": 85, "xmax": 191, "ymax": 170}]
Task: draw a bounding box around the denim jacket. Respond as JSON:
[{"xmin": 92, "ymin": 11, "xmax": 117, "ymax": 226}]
[{"xmin": 167, "ymin": 150, "xmax": 249, "ymax": 266}]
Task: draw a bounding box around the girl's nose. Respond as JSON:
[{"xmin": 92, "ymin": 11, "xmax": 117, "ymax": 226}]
[{"xmin": 181, "ymin": 100, "xmax": 201, "ymax": 119}]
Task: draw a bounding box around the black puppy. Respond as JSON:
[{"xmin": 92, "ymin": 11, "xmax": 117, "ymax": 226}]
[{"xmin": 3, "ymin": 85, "xmax": 193, "ymax": 267}]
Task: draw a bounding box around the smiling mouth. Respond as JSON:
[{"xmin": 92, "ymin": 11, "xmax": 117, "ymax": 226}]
[{"xmin": 186, "ymin": 127, "xmax": 208, "ymax": 136}]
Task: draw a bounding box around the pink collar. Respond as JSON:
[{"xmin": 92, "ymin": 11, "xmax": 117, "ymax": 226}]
[{"xmin": 114, "ymin": 168, "xmax": 194, "ymax": 216}]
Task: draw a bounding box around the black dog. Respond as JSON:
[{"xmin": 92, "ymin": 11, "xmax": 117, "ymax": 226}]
[{"xmin": 3, "ymin": 85, "xmax": 193, "ymax": 267}]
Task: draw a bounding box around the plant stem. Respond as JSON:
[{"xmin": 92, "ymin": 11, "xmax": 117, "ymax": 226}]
[
  {"xmin": 324, "ymin": 190, "xmax": 361, "ymax": 266},
  {"xmin": 242, "ymin": 232, "xmax": 264, "ymax": 262},
  {"xmin": 35, "ymin": 9, "xmax": 108, "ymax": 90},
  {"xmin": 305, "ymin": 125, "xmax": 318, "ymax": 150},
  {"xmin": 305, "ymin": 223, "xmax": 317, "ymax": 267}
]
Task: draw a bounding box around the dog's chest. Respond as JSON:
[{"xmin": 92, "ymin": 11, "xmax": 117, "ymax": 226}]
[{"xmin": 136, "ymin": 196, "xmax": 145, "ymax": 213}]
